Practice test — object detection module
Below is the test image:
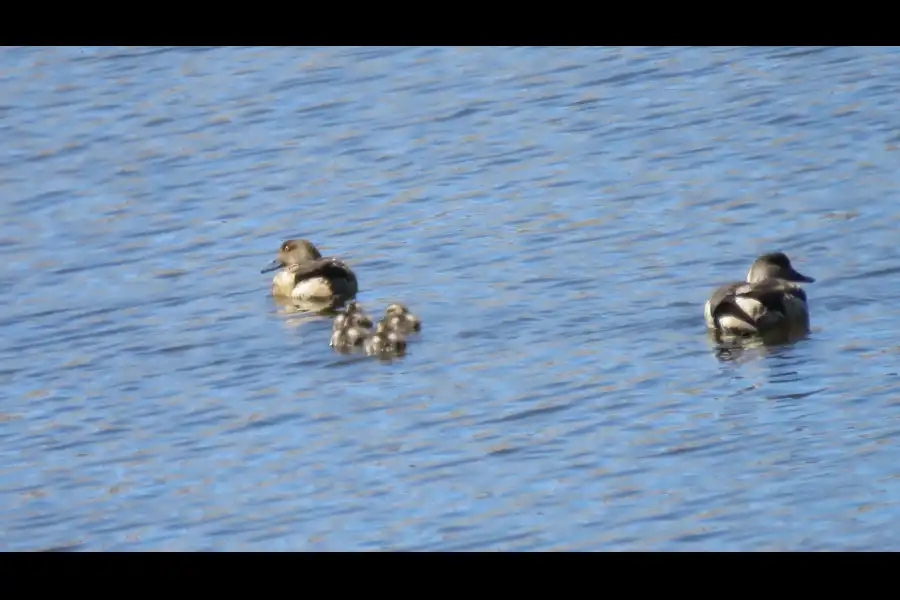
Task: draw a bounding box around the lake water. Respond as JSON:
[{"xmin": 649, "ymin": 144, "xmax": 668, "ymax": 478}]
[{"xmin": 2, "ymin": 46, "xmax": 900, "ymax": 551}]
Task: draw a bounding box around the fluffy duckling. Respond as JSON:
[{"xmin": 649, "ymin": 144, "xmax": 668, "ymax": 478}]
[
  {"xmin": 333, "ymin": 300, "xmax": 373, "ymax": 331},
  {"xmin": 382, "ymin": 303, "xmax": 421, "ymax": 334},
  {"xmin": 330, "ymin": 323, "xmax": 370, "ymax": 353},
  {"xmin": 364, "ymin": 320, "xmax": 407, "ymax": 357}
]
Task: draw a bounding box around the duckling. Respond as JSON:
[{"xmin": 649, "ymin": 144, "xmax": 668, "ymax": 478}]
[
  {"xmin": 330, "ymin": 323, "xmax": 370, "ymax": 352},
  {"xmin": 333, "ymin": 300, "xmax": 373, "ymax": 331},
  {"xmin": 261, "ymin": 239, "xmax": 358, "ymax": 304},
  {"xmin": 382, "ymin": 302, "xmax": 421, "ymax": 334},
  {"xmin": 704, "ymin": 252, "xmax": 816, "ymax": 336},
  {"xmin": 364, "ymin": 320, "xmax": 407, "ymax": 357}
]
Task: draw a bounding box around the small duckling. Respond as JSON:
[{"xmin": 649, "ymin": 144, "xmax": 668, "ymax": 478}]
[
  {"xmin": 345, "ymin": 300, "xmax": 364, "ymax": 315},
  {"xmin": 383, "ymin": 303, "xmax": 421, "ymax": 334},
  {"xmin": 332, "ymin": 301, "xmax": 373, "ymax": 331},
  {"xmin": 364, "ymin": 320, "xmax": 407, "ymax": 357},
  {"xmin": 347, "ymin": 301, "xmax": 374, "ymax": 328},
  {"xmin": 330, "ymin": 323, "xmax": 370, "ymax": 352}
]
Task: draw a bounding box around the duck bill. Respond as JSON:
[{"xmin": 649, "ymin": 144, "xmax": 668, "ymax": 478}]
[
  {"xmin": 786, "ymin": 267, "xmax": 815, "ymax": 283},
  {"xmin": 260, "ymin": 259, "xmax": 284, "ymax": 274}
]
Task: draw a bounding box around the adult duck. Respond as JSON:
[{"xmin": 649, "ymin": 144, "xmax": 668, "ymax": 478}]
[
  {"xmin": 261, "ymin": 239, "xmax": 358, "ymax": 305},
  {"xmin": 704, "ymin": 252, "xmax": 815, "ymax": 336}
]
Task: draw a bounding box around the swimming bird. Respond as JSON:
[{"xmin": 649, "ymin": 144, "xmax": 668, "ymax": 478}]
[
  {"xmin": 704, "ymin": 252, "xmax": 815, "ymax": 336},
  {"xmin": 382, "ymin": 302, "xmax": 421, "ymax": 334},
  {"xmin": 330, "ymin": 323, "xmax": 371, "ymax": 353},
  {"xmin": 261, "ymin": 239, "xmax": 358, "ymax": 305},
  {"xmin": 364, "ymin": 320, "xmax": 407, "ymax": 357},
  {"xmin": 333, "ymin": 300, "xmax": 373, "ymax": 331}
]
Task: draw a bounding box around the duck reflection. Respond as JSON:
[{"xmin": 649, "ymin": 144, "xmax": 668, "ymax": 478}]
[
  {"xmin": 708, "ymin": 327, "xmax": 809, "ymax": 363},
  {"xmin": 272, "ymin": 295, "xmax": 345, "ymax": 316}
]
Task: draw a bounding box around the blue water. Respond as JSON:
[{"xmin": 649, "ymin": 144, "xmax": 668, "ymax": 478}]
[{"xmin": 2, "ymin": 46, "xmax": 900, "ymax": 551}]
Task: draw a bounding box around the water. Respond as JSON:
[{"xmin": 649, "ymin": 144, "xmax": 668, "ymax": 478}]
[{"xmin": 2, "ymin": 46, "xmax": 900, "ymax": 551}]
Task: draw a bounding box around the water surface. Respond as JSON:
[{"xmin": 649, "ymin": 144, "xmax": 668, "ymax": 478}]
[{"xmin": 2, "ymin": 46, "xmax": 900, "ymax": 551}]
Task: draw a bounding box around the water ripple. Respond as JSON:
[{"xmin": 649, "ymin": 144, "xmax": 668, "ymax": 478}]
[{"xmin": 1, "ymin": 46, "xmax": 900, "ymax": 551}]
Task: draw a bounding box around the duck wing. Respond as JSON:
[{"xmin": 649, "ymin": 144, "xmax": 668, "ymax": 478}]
[
  {"xmin": 709, "ymin": 281, "xmax": 753, "ymax": 323},
  {"xmin": 290, "ymin": 257, "xmax": 357, "ymax": 284},
  {"xmin": 733, "ymin": 279, "xmax": 806, "ymax": 314},
  {"xmin": 709, "ymin": 277, "xmax": 810, "ymax": 333}
]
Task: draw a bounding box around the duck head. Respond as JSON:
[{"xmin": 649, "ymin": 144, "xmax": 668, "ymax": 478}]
[{"xmin": 261, "ymin": 239, "xmax": 322, "ymax": 273}]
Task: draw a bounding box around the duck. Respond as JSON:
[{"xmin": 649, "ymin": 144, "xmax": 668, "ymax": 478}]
[
  {"xmin": 382, "ymin": 303, "xmax": 421, "ymax": 334},
  {"xmin": 261, "ymin": 239, "xmax": 358, "ymax": 305},
  {"xmin": 704, "ymin": 252, "xmax": 815, "ymax": 336},
  {"xmin": 333, "ymin": 300, "xmax": 373, "ymax": 331},
  {"xmin": 330, "ymin": 323, "xmax": 371, "ymax": 353},
  {"xmin": 364, "ymin": 320, "xmax": 407, "ymax": 357}
]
